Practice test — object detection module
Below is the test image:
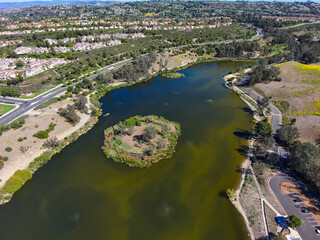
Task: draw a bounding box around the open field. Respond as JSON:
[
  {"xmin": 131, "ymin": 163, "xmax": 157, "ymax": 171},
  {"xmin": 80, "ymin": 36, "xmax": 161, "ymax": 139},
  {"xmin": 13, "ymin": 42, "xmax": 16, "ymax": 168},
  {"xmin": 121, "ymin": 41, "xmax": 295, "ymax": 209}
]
[
  {"xmin": 255, "ymin": 61, "xmax": 320, "ymax": 143},
  {"xmin": 0, "ymin": 104, "xmax": 15, "ymax": 115}
]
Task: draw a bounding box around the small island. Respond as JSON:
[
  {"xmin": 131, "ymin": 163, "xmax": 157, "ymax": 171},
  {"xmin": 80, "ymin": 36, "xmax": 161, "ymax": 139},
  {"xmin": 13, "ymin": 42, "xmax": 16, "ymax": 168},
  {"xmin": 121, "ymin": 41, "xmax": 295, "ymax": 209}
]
[
  {"xmin": 102, "ymin": 115, "xmax": 181, "ymax": 168},
  {"xmin": 161, "ymin": 72, "xmax": 185, "ymax": 79}
]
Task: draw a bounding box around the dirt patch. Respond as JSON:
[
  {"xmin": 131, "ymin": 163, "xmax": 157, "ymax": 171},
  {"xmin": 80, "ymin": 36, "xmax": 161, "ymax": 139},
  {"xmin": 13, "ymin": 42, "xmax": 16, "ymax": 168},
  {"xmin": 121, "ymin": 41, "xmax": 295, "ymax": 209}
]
[
  {"xmin": 265, "ymin": 204, "xmax": 280, "ymax": 236},
  {"xmin": 280, "ymin": 182, "xmax": 320, "ymax": 225},
  {"xmin": 254, "ymin": 61, "xmax": 320, "ymax": 143},
  {"xmin": 0, "ymin": 98, "xmax": 91, "ymax": 188},
  {"xmin": 240, "ymin": 171, "xmax": 266, "ymax": 239}
]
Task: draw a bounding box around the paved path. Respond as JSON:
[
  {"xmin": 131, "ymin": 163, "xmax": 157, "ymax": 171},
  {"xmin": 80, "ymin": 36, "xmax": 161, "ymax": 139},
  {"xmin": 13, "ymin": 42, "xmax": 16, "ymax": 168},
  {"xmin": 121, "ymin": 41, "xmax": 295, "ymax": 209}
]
[
  {"xmin": 242, "ymin": 87, "xmax": 282, "ymax": 134},
  {"xmin": 269, "ymin": 173, "xmax": 320, "ymax": 240},
  {"xmin": 279, "ymin": 21, "xmax": 320, "ymax": 30}
]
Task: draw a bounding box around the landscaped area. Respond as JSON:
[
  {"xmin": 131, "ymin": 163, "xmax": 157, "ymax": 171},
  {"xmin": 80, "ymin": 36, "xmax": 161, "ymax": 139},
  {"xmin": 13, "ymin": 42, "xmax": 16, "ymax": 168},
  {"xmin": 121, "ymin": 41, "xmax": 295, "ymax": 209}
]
[
  {"xmin": 102, "ymin": 115, "xmax": 181, "ymax": 168},
  {"xmin": 0, "ymin": 104, "xmax": 15, "ymax": 115}
]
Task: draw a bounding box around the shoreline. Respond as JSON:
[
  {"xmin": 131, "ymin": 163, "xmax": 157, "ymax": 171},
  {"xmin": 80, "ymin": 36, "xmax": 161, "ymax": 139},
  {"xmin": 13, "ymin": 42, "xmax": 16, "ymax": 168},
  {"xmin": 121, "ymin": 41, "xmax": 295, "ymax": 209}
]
[
  {"xmin": 0, "ymin": 57, "xmax": 258, "ymax": 207},
  {"xmin": 224, "ymin": 72, "xmax": 257, "ymax": 240}
]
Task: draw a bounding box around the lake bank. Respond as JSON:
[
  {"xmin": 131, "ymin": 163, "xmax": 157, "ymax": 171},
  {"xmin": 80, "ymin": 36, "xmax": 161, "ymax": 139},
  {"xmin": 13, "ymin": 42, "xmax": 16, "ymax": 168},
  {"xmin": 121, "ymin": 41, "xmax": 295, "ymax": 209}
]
[{"xmin": 0, "ymin": 61, "xmax": 252, "ymax": 239}]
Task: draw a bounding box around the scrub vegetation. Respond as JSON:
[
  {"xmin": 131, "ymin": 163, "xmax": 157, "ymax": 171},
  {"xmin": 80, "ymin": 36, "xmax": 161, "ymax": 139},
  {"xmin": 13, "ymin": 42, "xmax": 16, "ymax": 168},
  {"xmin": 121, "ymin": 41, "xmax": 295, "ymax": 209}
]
[{"xmin": 102, "ymin": 115, "xmax": 181, "ymax": 168}]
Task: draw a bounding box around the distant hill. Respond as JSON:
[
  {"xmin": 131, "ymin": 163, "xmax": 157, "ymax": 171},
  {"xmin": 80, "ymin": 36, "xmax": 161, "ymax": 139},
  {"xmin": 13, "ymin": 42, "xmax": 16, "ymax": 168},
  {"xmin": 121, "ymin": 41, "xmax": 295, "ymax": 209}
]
[{"xmin": 0, "ymin": 1, "xmax": 114, "ymax": 9}]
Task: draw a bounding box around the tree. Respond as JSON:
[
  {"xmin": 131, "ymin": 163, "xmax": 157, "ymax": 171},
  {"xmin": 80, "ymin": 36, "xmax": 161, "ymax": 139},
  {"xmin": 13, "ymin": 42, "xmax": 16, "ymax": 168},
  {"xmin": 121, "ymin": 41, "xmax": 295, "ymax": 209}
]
[
  {"xmin": 58, "ymin": 104, "xmax": 80, "ymax": 125},
  {"xmin": 277, "ymin": 124, "xmax": 299, "ymax": 147},
  {"xmin": 257, "ymin": 96, "xmax": 270, "ymax": 113},
  {"xmin": 15, "ymin": 60, "xmax": 25, "ymax": 69},
  {"xmin": 142, "ymin": 126, "xmax": 157, "ymax": 142},
  {"xmin": 226, "ymin": 188, "xmax": 236, "ymax": 200},
  {"xmin": 255, "ymin": 119, "xmax": 272, "ymax": 137},
  {"xmin": 289, "ymin": 142, "xmax": 320, "ymax": 176},
  {"xmin": 287, "ymin": 215, "xmax": 302, "ymax": 228},
  {"xmin": 263, "ymin": 135, "xmax": 275, "ymax": 151},
  {"xmin": 1, "ymin": 87, "xmax": 20, "ymax": 97},
  {"xmin": 43, "ymin": 137, "xmax": 60, "ymax": 148},
  {"xmin": 75, "ymin": 95, "xmax": 88, "ymax": 112}
]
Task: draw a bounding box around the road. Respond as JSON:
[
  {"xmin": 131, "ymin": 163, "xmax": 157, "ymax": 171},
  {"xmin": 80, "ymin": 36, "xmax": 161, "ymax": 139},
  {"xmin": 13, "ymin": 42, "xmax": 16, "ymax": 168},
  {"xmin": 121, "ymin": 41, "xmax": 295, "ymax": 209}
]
[
  {"xmin": 269, "ymin": 173, "xmax": 320, "ymax": 240},
  {"xmin": 0, "ymin": 61, "xmax": 128, "ymax": 125},
  {"xmin": 0, "ymin": 28, "xmax": 264, "ymax": 126},
  {"xmin": 279, "ymin": 21, "xmax": 320, "ymax": 30},
  {"xmin": 242, "ymin": 87, "xmax": 282, "ymax": 134}
]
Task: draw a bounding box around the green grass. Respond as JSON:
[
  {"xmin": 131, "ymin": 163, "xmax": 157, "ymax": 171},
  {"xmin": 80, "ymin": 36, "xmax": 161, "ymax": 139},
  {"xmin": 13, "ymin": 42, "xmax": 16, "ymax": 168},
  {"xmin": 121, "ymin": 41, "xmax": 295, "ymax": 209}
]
[
  {"xmin": 0, "ymin": 104, "xmax": 15, "ymax": 115},
  {"xmin": 19, "ymin": 88, "xmax": 52, "ymax": 99},
  {"xmin": 0, "ymin": 170, "xmax": 32, "ymax": 194}
]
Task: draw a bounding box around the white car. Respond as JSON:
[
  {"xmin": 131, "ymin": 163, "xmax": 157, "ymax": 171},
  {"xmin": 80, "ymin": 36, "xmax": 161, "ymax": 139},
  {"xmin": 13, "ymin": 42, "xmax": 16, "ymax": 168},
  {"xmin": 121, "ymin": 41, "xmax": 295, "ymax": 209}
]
[{"xmin": 316, "ymin": 227, "xmax": 320, "ymax": 234}]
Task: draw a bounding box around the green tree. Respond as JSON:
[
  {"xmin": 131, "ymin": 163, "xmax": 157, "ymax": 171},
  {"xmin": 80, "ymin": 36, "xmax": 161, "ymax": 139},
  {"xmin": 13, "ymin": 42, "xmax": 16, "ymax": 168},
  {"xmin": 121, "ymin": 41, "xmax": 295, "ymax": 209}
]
[
  {"xmin": 255, "ymin": 119, "xmax": 272, "ymax": 137},
  {"xmin": 226, "ymin": 188, "xmax": 236, "ymax": 200},
  {"xmin": 287, "ymin": 215, "xmax": 302, "ymax": 228},
  {"xmin": 15, "ymin": 60, "xmax": 25, "ymax": 69},
  {"xmin": 277, "ymin": 124, "xmax": 299, "ymax": 147}
]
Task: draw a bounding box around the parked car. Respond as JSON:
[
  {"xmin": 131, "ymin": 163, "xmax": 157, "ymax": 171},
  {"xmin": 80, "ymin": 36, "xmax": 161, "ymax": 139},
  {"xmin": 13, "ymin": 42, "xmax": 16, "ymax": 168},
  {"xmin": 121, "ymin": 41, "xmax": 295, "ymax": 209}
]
[
  {"xmin": 293, "ymin": 197, "xmax": 302, "ymax": 202},
  {"xmin": 301, "ymin": 207, "xmax": 309, "ymax": 213},
  {"xmin": 316, "ymin": 227, "xmax": 320, "ymax": 234}
]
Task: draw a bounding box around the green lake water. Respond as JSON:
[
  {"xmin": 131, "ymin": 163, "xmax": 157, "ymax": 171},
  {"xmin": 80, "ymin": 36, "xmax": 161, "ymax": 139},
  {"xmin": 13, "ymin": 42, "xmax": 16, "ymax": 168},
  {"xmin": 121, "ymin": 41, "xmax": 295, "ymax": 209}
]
[{"xmin": 0, "ymin": 61, "xmax": 253, "ymax": 240}]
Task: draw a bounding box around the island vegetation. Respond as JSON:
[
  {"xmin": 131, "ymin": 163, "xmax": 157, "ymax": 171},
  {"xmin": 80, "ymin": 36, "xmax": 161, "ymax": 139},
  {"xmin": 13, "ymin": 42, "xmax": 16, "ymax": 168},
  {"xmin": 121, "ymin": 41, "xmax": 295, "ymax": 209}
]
[
  {"xmin": 161, "ymin": 72, "xmax": 185, "ymax": 79},
  {"xmin": 102, "ymin": 115, "xmax": 181, "ymax": 168}
]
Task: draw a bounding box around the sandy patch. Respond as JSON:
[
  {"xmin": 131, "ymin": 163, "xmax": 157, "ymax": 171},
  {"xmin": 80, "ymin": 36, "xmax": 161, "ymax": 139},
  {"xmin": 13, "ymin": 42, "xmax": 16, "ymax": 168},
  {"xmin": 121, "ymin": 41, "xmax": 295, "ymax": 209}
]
[
  {"xmin": 280, "ymin": 182, "xmax": 320, "ymax": 225},
  {"xmin": 0, "ymin": 99, "xmax": 91, "ymax": 188}
]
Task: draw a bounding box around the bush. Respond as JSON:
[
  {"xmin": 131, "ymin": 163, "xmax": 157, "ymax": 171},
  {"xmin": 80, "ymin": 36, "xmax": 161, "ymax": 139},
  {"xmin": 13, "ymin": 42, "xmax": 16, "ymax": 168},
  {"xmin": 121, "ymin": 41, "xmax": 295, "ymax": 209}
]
[
  {"xmin": 33, "ymin": 131, "xmax": 49, "ymax": 139},
  {"xmin": 5, "ymin": 147, "xmax": 12, "ymax": 152},
  {"xmin": 43, "ymin": 137, "xmax": 60, "ymax": 148},
  {"xmin": 226, "ymin": 188, "xmax": 236, "ymax": 200},
  {"xmin": 0, "ymin": 160, "xmax": 3, "ymax": 169},
  {"xmin": 1, "ymin": 170, "xmax": 32, "ymax": 194},
  {"xmin": 18, "ymin": 137, "xmax": 23, "ymax": 142},
  {"xmin": 287, "ymin": 215, "xmax": 302, "ymax": 228}
]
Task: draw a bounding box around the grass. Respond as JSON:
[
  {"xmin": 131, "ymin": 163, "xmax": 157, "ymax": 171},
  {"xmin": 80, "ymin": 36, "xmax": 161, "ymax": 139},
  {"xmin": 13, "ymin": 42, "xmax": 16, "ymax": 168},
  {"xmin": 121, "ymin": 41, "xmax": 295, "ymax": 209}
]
[
  {"xmin": 271, "ymin": 44, "xmax": 287, "ymax": 53},
  {"xmin": 274, "ymin": 62, "xmax": 289, "ymax": 68},
  {"xmin": 19, "ymin": 88, "xmax": 52, "ymax": 99},
  {"xmin": 292, "ymin": 86, "xmax": 318, "ymax": 97},
  {"xmin": 0, "ymin": 104, "xmax": 15, "ymax": 115},
  {"xmin": 0, "ymin": 169, "xmax": 32, "ymax": 194},
  {"xmin": 294, "ymin": 63, "xmax": 320, "ymax": 84}
]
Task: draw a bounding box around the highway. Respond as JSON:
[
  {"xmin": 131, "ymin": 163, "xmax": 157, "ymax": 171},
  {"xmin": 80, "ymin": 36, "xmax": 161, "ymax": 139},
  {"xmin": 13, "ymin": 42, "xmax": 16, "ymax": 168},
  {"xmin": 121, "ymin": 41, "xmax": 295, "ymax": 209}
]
[
  {"xmin": 0, "ymin": 28, "xmax": 264, "ymax": 126},
  {"xmin": 269, "ymin": 173, "xmax": 320, "ymax": 240},
  {"xmin": 0, "ymin": 60, "xmax": 129, "ymax": 125}
]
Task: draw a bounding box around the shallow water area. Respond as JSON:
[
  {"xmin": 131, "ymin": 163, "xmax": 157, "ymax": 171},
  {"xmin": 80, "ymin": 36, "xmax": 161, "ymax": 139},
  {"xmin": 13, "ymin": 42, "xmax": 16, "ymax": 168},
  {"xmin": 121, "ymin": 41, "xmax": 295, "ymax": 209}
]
[{"xmin": 0, "ymin": 61, "xmax": 252, "ymax": 240}]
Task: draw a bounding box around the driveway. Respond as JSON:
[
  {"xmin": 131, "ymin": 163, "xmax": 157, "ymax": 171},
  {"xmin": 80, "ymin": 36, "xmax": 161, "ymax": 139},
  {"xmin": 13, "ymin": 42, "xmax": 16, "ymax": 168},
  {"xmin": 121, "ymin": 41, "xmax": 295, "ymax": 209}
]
[{"xmin": 269, "ymin": 173, "xmax": 320, "ymax": 240}]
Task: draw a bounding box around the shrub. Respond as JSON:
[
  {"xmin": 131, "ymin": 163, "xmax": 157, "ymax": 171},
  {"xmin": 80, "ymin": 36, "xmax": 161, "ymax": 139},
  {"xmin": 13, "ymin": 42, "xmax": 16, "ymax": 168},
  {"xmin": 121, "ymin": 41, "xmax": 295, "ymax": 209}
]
[
  {"xmin": 18, "ymin": 137, "xmax": 23, "ymax": 142},
  {"xmin": 0, "ymin": 160, "xmax": 3, "ymax": 169},
  {"xmin": 43, "ymin": 137, "xmax": 60, "ymax": 148},
  {"xmin": 226, "ymin": 188, "xmax": 236, "ymax": 200},
  {"xmin": 2, "ymin": 156, "xmax": 8, "ymax": 161},
  {"xmin": 5, "ymin": 147, "xmax": 12, "ymax": 152},
  {"xmin": 287, "ymin": 215, "xmax": 302, "ymax": 228},
  {"xmin": 1, "ymin": 170, "xmax": 32, "ymax": 194},
  {"xmin": 33, "ymin": 130, "xmax": 49, "ymax": 139}
]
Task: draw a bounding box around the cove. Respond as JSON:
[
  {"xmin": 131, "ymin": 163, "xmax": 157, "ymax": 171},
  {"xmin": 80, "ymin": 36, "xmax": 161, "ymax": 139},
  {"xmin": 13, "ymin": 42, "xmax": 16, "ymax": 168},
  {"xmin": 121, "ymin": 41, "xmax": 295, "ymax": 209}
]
[{"xmin": 0, "ymin": 61, "xmax": 252, "ymax": 240}]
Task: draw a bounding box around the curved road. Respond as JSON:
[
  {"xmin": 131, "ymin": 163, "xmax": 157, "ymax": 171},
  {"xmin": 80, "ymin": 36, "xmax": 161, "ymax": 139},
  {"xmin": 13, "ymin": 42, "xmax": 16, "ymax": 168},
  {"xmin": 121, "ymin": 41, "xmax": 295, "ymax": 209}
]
[
  {"xmin": 0, "ymin": 28, "xmax": 264, "ymax": 126},
  {"xmin": 269, "ymin": 173, "xmax": 320, "ymax": 240}
]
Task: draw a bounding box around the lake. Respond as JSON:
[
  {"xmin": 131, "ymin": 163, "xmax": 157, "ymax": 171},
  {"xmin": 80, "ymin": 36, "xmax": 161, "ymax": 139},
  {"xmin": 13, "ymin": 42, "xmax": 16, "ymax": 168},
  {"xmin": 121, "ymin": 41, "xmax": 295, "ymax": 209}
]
[{"xmin": 0, "ymin": 61, "xmax": 252, "ymax": 240}]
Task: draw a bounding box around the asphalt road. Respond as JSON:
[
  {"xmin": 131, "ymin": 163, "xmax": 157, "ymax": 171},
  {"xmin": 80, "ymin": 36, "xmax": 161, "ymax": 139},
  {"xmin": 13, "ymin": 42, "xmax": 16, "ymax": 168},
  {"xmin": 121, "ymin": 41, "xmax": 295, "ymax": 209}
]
[
  {"xmin": 269, "ymin": 173, "xmax": 320, "ymax": 240},
  {"xmin": 279, "ymin": 21, "xmax": 320, "ymax": 30},
  {"xmin": 0, "ymin": 86, "xmax": 65, "ymax": 125},
  {"xmin": 242, "ymin": 87, "xmax": 282, "ymax": 134},
  {"xmin": 0, "ymin": 28, "xmax": 264, "ymax": 126}
]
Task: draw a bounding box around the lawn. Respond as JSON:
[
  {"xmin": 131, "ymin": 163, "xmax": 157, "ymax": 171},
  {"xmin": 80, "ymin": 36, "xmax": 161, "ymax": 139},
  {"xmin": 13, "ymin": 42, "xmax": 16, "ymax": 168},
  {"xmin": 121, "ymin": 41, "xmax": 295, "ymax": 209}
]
[
  {"xmin": 19, "ymin": 88, "xmax": 52, "ymax": 99},
  {"xmin": 0, "ymin": 104, "xmax": 15, "ymax": 115}
]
